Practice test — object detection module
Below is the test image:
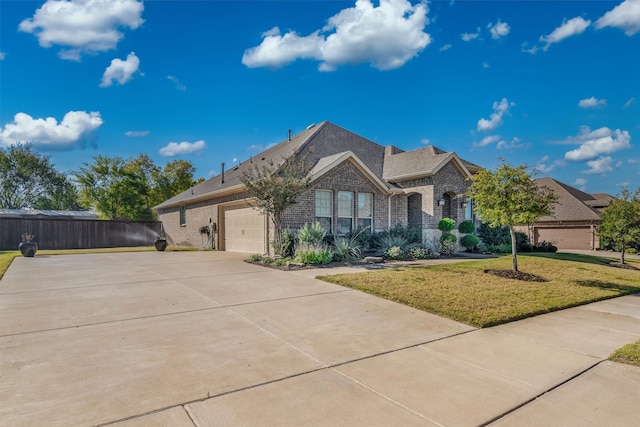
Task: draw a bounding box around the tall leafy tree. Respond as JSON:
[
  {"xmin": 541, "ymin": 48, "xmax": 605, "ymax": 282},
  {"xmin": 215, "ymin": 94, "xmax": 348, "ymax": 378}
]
[
  {"xmin": 599, "ymin": 188, "xmax": 640, "ymax": 264},
  {"xmin": 75, "ymin": 154, "xmax": 201, "ymax": 220},
  {"xmin": 466, "ymin": 160, "xmax": 558, "ymax": 272},
  {"xmin": 0, "ymin": 144, "xmax": 80, "ymax": 210},
  {"xmin": 241, "ymin": 152, "xmax": 310, "ymax": 255}
]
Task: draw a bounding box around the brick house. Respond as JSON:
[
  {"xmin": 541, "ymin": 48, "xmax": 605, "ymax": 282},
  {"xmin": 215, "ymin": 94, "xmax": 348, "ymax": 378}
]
[
  {"xmin": 155, "ymin": 122, "xmax": 480, "ymax": 253},
  {"xmin": 514, "ymin": 178, "xmax": 615, "ymax": 250}
]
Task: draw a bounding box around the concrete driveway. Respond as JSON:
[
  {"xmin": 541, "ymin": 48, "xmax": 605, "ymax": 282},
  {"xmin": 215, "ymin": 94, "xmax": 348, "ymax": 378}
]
[{"xmin": 1, "ymin": 251, "xmax": 639, "ymax": 426}]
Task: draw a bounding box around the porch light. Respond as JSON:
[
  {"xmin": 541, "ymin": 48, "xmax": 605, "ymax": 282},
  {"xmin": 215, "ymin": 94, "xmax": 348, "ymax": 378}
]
[
  {"xmin": 437, "ymin": 198, "xmax": 446, "ymax": 207},
  {"xmin": 461, "ymin": 200, "xmax": 468, "ymax": 208}
]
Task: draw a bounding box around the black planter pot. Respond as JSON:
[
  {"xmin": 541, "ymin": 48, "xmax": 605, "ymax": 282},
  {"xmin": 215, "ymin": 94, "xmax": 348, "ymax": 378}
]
[
  {"xmin": 19, "ymin": 242, "xmax": 38, "ymax": 257},
  {"xmin": 154, "ymin": 239, "xmax": 167, "ymax": 251}
]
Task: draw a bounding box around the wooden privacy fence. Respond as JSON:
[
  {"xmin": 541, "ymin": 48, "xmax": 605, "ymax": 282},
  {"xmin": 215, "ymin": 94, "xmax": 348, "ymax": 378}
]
[{"xmin": 0, "ymin": 218, "xmax": 162, "ymax": 251}]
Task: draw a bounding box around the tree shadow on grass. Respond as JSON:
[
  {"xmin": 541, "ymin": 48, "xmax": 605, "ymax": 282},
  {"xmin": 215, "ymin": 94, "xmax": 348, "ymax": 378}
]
[
  {"xmin": 527, "ymin": 252, "xmax": 626, "ymax": 267},
  {"xmin": 574, "ymin": 279, "xmax": 640, "ymax": 294}
]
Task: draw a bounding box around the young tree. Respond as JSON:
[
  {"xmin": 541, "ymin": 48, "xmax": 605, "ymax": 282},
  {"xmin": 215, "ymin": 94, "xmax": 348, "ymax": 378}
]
[
  {"xmin": 599, "ymin": 188, "xmax": 640, "ymax": 264},
  {"xmin": 466, "ymin": 160, "xmax": 558, "ymax": 272},
  {"xmin": 241, "ymin": 152, "xmax": 310, "ymax": 255},
  {"xmin": 0, "ymin": 144, "xmax": 80, "ymax": 210}
]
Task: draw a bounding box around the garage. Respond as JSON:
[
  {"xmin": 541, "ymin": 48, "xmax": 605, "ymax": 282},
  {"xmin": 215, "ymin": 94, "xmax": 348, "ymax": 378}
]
[
  {"xmin": 222, "ymin": 205, "xmax": 266, "ymax": 253},
  {"xmin": 535, "ymin": 226, "xmax": 595, "ymax": 250}
]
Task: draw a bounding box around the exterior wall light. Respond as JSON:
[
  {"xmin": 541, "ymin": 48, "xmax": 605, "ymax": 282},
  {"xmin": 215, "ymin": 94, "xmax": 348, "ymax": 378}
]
[
  {"xmin": 437, "ymin": 198, "xmax": 446, "ymax": 207},
  {"xmin": 460, "ymin": 201, "xmax": 469, "ymax": 208}
]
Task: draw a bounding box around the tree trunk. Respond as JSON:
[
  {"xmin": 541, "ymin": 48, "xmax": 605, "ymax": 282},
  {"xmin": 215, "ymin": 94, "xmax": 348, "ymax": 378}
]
[
  {"xmin": 621, "ymin": 243, "xmax": 626, "ymax": 265},
  {"xmin": 509, "ymin": 226, "xmax": 518, "ymax": 272}
]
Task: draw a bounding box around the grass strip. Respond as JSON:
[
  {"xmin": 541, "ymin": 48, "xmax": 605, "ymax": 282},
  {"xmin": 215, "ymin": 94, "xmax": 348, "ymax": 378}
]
[
  {"xmin": 317, "ymin": 253, "xmax": 640, "ymax": 328},
  {"xmin": 609, "ymin": 340, "xmax": 640, "ymax": 367}
]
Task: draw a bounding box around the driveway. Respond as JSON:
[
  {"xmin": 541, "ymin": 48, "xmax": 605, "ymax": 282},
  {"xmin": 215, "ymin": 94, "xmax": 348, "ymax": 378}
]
[{"xmin": 1, "ymin": 251, "xmax": 639, "ymax": 426}]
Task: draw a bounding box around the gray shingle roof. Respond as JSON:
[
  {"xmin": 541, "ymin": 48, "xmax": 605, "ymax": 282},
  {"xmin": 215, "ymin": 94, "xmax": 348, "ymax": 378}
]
[{"xmin": 155, "ymin": 121, "xmax": 478, "ymax": 209}]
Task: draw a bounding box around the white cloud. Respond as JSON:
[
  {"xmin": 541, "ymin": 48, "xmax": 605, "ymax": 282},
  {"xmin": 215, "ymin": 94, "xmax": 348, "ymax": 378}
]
[
  {"xmin": 564, "ymin": 126, "xmax": 632, "ymax": 161},
  {"xmin": 125, "ymin": 130, "xmax": 148, "ymax": 137},
  {"xmin": 0, "ymin": 51, "xmax": 5, "ymax": 60},
  {"xmin": 159, "ymin": 140, "xmax": 206, "ymax": 157},
  {"xmin": 439, "ymin": 43, "xmax": 452, "ymax": 51},
  {"xmin": 476, "ymin": 98, "xmax": 514, "ymax": 132},
  {"xmin": 535, "ymin": 155, "xmax": 566, "ymax": 174},
  {"xmin": 421, "ymin": 138, "xmax": 431, "ymax": 145},
  {"xmin": 497, "ymin": 137, "xmax": 528, "ymax": 150},
  {"xmin": 242, "ymin": 0, "xmax": 431, "ymax": 71},
  {"xmin": 0, "ymin": 111, "xmax": 103, "ymax": 149},
  {"xmin": 100, "ymin": 52, "xmax": 140, "ymax": 87},
  {"xmin": 583, "ymin": 156, "xmax": 613, "ymax": 174},
  {"xmin": 595, "ymin": 0, "xmax": 640, "ymax": 35},
  {"xmin": 573, "ymin": 178, "xmax": 587, "ymax": 191},
  {"xmin": 167, "ymin": 75, "xmax": 186, "ymax": 91},
  {"xmin": 482, "ymin": 62, "xmax": 490, "ymax": 69},
  {"xmin": 525, "ymin": 16, "xmax": 590, "ymax": 53},
  {"xmin": 474, "ymin": 135, "xmax": 500, "ymax": 147},
  {"xmin": 578, "ymin": 96, "xmax": 607, "ymax": 108},
  {"xmin": 461, "ymin": 28, "xmax": 480, "ymax": 41},
  {"xmin": 19, "ymin": 0, "xmax": 144, "ymax": 60},
  {"xmin": 624, "ymin": 97, "xmax": 636, "ymax": 108},
  {"xmin": 488, "ymin": 21, "xmax": 510, "ymax": 39}
]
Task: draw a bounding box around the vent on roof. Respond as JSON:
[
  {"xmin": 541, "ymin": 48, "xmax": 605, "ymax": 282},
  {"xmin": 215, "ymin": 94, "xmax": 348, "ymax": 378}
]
[
  {"xmin": 306, "ymin": 123, "xmax": 316, "ymax": 130},
  {"xmin": 220, "ymin": 162, "xmax": 225, "ymax": 184}
]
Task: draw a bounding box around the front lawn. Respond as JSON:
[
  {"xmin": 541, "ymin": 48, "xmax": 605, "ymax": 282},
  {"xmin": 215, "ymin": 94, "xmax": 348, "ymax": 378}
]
[{"xmin": 317, "ymin": 253, "xmax": 640, "ymax": 328}]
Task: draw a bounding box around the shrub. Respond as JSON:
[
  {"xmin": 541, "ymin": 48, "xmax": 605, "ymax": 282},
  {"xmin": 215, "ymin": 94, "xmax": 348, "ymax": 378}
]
[
  {"xmin": 533, "ymin": 241, "xmax": 558, "ymax": 253},
  {"xmin": 298, "ymin": 221, "xmax": 326, "ymax": 245},
  {"xmin": 488, "ymin": 244, "xmax": 512, "ymax": 254},
  {"xmin": 460, "ymin": 234, "xmax": 479, "ymax": 251},
  {"xmin": 294, "ymin": 242, "xmax": 333, "ymax": 264},
  {"xmin": 626, "ymin": 247, "xmax": 639, "ymax": 254},
  {"xmin": 333, "ymin": 236, "xmax": 362, "ymax": 261},
  {"xmin": 519, "ymin": 243, "xmax": 532, "ymax": 253},
  {"xmin": 280, "ymin": 228, "xmax": 297, "ymax": 258},
  {"xmin": 378, "ymin": 234, "xmax": 409, "ymax": 253},
  {"xmin": 372, "ymin": 224, "xmax": 421, "ymax": 250},
  {"xmin": 440, "ymin": 233, "xmax": 457, "ymax": 256},
  {"xmin": 458, "ymin": 220, "xmax": 475, "ymax": 234},
  {"xmin": 438, "ymin": 218, "xmax": 456, "ymax": 232},
  {"xmin": 385, "ymin": 246, "xmax": 405, "ymax": 260},
  {"xmin": 476, "ymin": 223, "xmax": 530, "ymax": 250},
  {"xmin": 262, "ymin": 256, "xmax": 274, "ymax": 264},
  {"xmin": 409, "ymin": 246, "xmax": 432, "ymax": 260},
  {"xmin": 249, "ymin": 253, "xmax": 263, "ymax": 262}
]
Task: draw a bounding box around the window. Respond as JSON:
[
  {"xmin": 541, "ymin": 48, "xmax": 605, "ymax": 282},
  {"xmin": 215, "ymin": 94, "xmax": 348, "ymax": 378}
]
[
  {"xmin": 464, "ymin": 199, "xmax": 473, "ymax": 221},
  {"xmin": 180, "ymin": 206, "xmax": 186, "ymax": 226},
  {"xmin": 315, "ymin": 190, "xmax": 332, "ymax": 232},
  {"xmin": 357, "ymin": 193, "xmax": 372, "ymax": 232},
  {"xmin": 337, "ymin": 191, "xmax": 353, "ymax": 236}
]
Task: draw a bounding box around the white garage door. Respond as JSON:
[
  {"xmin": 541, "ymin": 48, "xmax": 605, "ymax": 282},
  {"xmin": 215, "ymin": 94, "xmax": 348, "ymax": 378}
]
[{"xmin": 223, "ymin": 206, "xmax": 265, "ymax": 253}]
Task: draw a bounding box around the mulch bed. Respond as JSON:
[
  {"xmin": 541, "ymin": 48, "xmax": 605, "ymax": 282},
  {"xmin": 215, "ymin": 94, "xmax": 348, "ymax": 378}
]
[
  {"xmin": 610, "ymin": 262, "xmax": 640, "ymax": 270},
  {"xmin": 484, "ymin": 269, "xmax": 548, "ymax": 282}
]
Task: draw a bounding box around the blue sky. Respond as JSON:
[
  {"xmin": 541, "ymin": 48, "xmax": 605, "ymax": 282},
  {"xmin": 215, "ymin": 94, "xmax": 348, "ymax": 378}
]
[{"xmin": 1, "ymin": 0, "xmax": 638, "ymax": 196}]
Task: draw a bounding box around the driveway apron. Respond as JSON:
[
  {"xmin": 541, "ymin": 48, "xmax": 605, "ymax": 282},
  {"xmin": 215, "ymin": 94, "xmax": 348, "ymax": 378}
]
[{"xmin": 1, "ymin": 252, "xmax": 639, "ymax": 426}]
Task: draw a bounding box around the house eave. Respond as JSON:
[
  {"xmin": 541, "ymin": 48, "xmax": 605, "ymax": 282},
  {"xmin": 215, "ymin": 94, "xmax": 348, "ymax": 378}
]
[{"xmin": 154, "ymin": 184, "xmax": 245, "ymax": 211}]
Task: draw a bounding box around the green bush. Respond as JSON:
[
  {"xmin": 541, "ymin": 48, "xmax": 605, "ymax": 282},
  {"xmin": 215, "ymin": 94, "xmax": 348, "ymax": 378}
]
[
  {"xmin": 626, "ymin": 248, "xmax": 639, "ymax": 254},
  {"xmin": 262, "ymin": 256, "xmax": 274, "ymax": 264},
  {"xmin": 385, "ymin": 246, "xmax": 405, "ymax": 260},
  {"xmin": 440, "ymin": 233, "xmax": 457, "ymax": 256},
  {"xmin": 477, "ymin": 223, "xmax": 530, "ymax": 250},
  {"xmin": 378, "ymin": 234, "xmax": 409, "ymax": 253},
  {"xmin": 460, "ymin": 234, "xmax": 479, "ymax": 250},
  {"xmin": 409, "ymin": 246, "xmax": 433, "ymax": 260},
  {"xmin": 458, "ymin": 221, "xmax": 475, "ymax": 234},
  {"xmin": 488, "ymin": 244, "xmax": 512, "ymax": 254},
  {"xmin": 298, "ymin": 221, "xmax": 326, "ymax": 245},
  {"xmin": 249, "ymin": 253, "xmax": 263, "ymax": 262},
  {"xmin": 333, "ymin": 236, "xmax": 362, "ymax": 261},
  {"xmin": 533, "ymin": 241, "xmax": 558, "ymax": 253},
  {"xmin": 438, "ymin": 218, "xmax": 456, "ymax": 232},
  {"xmin": 280, "ymin": 228, "xmax": 297, "ymax": 258},
  {"xmin": 294, "ymin": 243, "xmax": 333, "ymax": 264},
  {"xmin": 372, "ymin": 224, "xmax": 421, "ymax": 250}
]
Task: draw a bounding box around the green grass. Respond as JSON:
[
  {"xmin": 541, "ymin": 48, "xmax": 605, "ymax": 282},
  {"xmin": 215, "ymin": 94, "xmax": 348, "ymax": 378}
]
[
  {"xmin": 0, "ymin": 246, "xmax": 196, "ymax": 280},
  {"xmin": 317, "ymin": 253, "xmax": 640, "ymax": 328},
  {"xmin": 609, "ymin": 340, "xmax": 640, "ymax": 367}
]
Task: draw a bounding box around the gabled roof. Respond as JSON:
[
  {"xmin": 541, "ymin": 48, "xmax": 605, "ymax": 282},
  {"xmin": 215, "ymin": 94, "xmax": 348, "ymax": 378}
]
[
  {"xmin": 383, "ymin": 145, "xmax": 474, "ymax": 182},
  {"xmin": 309, "ymin": 151, "xmax": 395, "ymax": 194},
  {"xmin": 155, "ymin": 121, "xmax": 477, "ymax": 210},
  {"xmin": 535, "ymin": 177, "xmax": 613, "ymax": 222}
]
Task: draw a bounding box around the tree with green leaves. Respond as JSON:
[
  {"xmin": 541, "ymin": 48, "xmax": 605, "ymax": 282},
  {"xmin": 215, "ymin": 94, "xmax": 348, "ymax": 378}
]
[
  {"xmin": 75, "ymin": 154, "xmax": 201, "ymax": 220},
  {"xmin": 599, "ymin": 188, "xmax": 640, "ymax": 264},
  {"xmin": 241, "ymin": 152, "xmax": 311, "ymax": 255},
  {"xmin": 0, "ymin": 144, "xmax": 80, "ymax": 210},
  {"xmin": 466, "ymin": 159, "xmax": 558, "ymax": 272}
]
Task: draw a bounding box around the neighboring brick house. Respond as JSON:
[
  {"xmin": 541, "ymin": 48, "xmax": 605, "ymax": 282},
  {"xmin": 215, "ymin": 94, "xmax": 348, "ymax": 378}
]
[
  {"xmin": 154, "ymin": 122, "xmax": 480, "ymax": 253},
  {"xmin": 514, "ymin": 178, "xmax": 615, "ymax": 250}
]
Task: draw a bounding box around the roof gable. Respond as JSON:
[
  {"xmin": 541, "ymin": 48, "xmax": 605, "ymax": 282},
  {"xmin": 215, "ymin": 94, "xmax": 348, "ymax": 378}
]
[{"xmin": 535, "ymin": 178, "xmax": 603, "ymax": 222}]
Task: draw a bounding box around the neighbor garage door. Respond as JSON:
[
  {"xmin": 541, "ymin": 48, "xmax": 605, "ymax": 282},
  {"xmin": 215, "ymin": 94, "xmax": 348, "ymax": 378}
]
[
  {"xmin": 535, "ymin": 227, "xmax": 593, "ymax": 250},
  {"xmin": 223, "ymin": 205, "xmax": 265, "ymax": 253}
]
